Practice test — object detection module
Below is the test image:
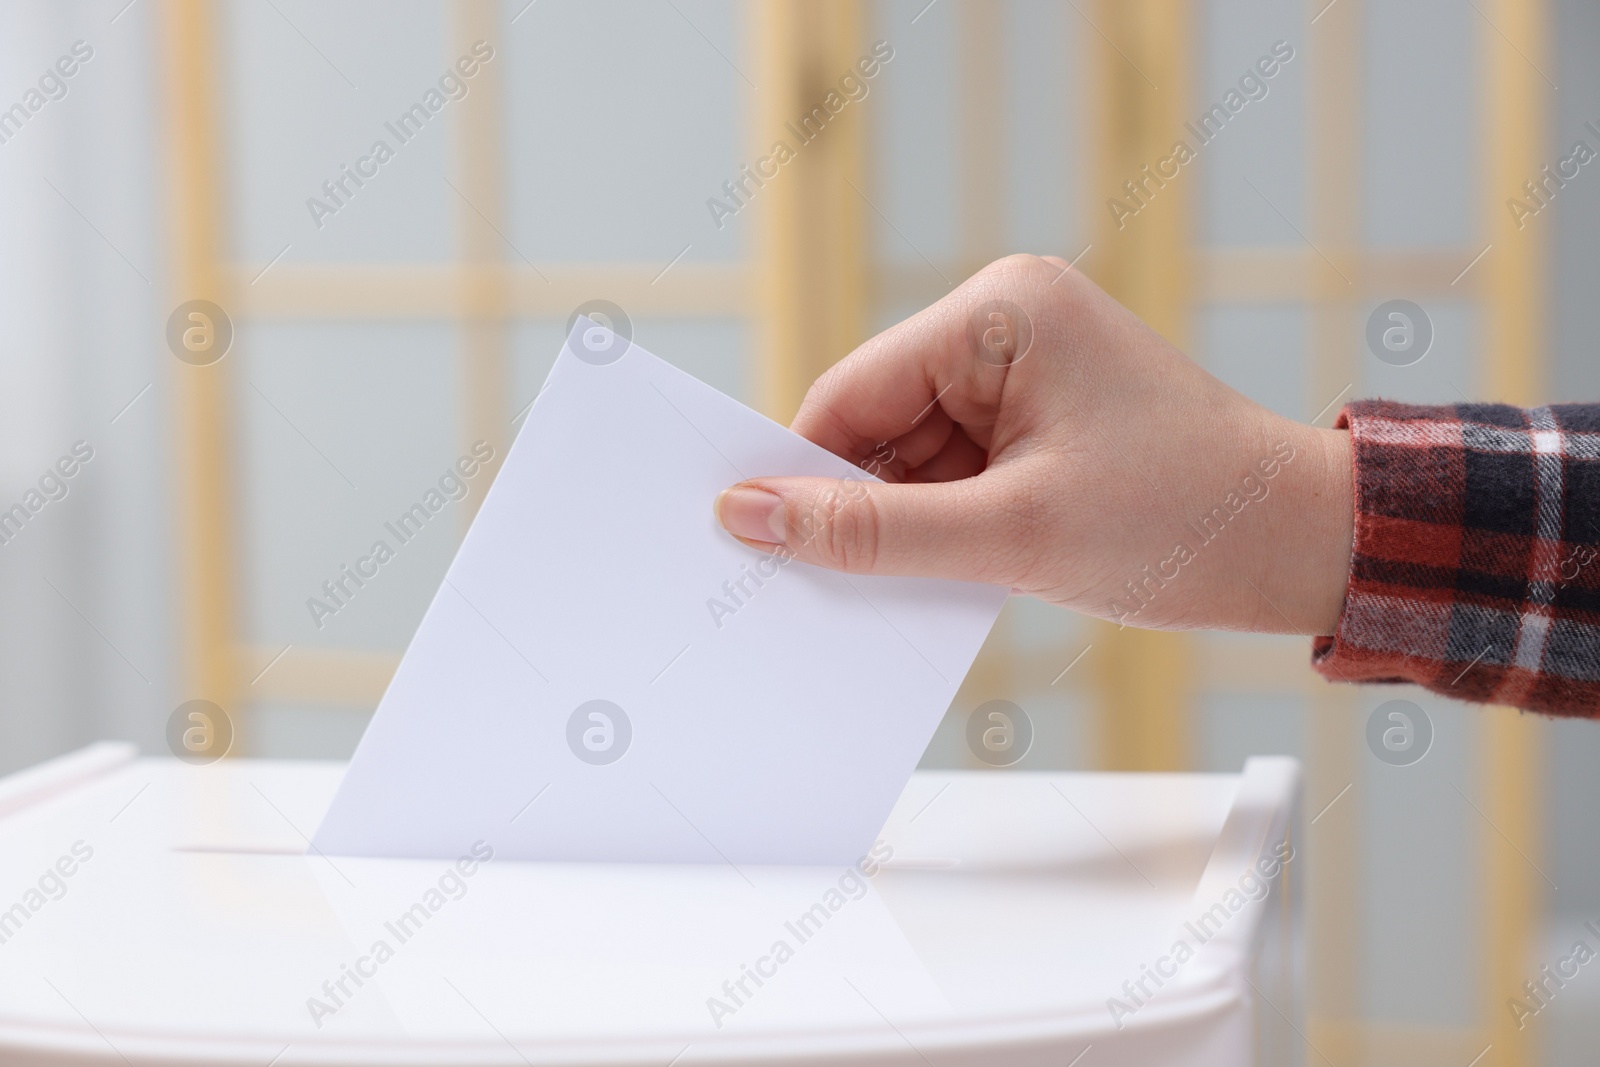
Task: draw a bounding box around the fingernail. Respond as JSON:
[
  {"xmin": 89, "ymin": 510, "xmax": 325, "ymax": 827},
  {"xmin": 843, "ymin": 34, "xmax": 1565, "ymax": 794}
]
[{"xmin": 716, "ymin": 485, "xmax": 787, "ymax": 545}]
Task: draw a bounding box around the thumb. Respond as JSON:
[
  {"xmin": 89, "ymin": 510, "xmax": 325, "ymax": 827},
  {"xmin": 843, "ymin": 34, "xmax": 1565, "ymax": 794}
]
[{"xmin": 713, "ymin": 476, "xmax": 1024, "ymax": 586}]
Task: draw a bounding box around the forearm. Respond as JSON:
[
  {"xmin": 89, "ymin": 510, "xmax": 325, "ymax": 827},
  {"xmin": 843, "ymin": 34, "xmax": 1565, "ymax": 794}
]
[{"xmin": 1308, "ymin": 400, "xmax": 1600, "ymax": 718}]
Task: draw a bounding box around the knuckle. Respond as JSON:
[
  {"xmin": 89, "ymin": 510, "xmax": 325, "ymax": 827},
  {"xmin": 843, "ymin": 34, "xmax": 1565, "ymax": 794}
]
[
  {"xmin": 803, "ymin": 481, "xmax": 881, "ymax": 572},
  {"xmin": 979, "ymin": 253, "xmax": 1054, "ymax": 285},
  {"xmin": 971, "ymin": 252, "xmax": 1089, "ymax": 318}
]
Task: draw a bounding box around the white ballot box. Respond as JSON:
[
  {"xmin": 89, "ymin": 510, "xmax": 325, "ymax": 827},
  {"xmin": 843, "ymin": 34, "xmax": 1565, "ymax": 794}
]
[{"xmin": 0, "ymin": 745, "xmax": 1300, "ymax": 1066}]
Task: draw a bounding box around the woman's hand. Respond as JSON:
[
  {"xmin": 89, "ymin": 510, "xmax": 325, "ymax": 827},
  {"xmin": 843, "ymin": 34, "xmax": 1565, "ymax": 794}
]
[{"xmin": 714, "ymin": 255, "xmax": 1353, "ymax": 635}]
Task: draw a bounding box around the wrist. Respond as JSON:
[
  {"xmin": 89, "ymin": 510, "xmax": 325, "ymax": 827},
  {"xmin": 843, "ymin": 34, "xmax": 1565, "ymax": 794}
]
[{"xmin": 1264, "ymin": 423, "xmax": 1354, "ymax": 635}]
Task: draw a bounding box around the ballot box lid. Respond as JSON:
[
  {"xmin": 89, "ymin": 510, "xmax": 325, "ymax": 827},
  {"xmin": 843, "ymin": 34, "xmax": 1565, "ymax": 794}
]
[{"xmin": 0, "ymin": 745, "xmax": 1299, "ymax": 1066}]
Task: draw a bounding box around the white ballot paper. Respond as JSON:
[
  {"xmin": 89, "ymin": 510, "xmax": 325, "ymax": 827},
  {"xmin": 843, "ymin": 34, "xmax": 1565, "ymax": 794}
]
[{"xmin": 313, "ymin": 320, "xmax": 1007, "ymax": 865}]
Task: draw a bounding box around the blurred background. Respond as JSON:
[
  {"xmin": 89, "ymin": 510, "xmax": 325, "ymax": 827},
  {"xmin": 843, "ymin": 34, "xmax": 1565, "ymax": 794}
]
[{"xmin": 1, "ymin": 0, "xmax": 1597, "ymax": 1062}]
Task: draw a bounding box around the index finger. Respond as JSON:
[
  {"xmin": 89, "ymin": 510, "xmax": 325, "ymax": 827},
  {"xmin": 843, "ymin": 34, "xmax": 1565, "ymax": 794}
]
[{"xmin": 788, "ymin": 254, "xmax": 1059, "ymax": 465}]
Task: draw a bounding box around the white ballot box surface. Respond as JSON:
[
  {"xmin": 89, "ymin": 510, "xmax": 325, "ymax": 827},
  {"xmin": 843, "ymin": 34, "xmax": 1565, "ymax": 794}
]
[{"xmin": 0, "ymin": 746, "xmax": 1301, "ymax": 1066}]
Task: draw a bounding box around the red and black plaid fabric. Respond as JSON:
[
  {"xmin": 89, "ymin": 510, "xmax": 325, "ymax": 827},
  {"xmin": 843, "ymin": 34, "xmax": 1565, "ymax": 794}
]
[{"xmin": 1312, "ymin": 399, "xmax": 1600, "ymax": 717}]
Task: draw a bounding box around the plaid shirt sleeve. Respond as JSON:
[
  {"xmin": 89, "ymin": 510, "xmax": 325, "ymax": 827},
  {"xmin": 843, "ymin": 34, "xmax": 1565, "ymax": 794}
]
[{"xmin": 1312, "ymin": 399, "xmax": 1600, "ymax": 717}]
